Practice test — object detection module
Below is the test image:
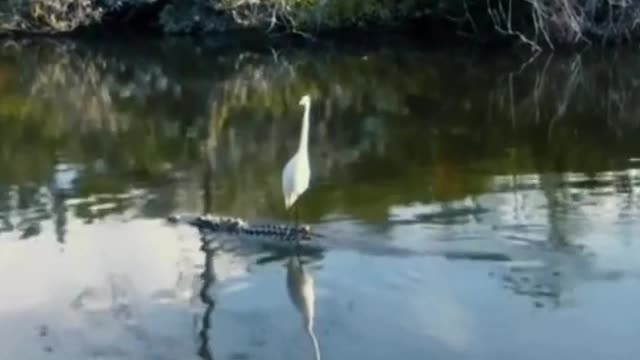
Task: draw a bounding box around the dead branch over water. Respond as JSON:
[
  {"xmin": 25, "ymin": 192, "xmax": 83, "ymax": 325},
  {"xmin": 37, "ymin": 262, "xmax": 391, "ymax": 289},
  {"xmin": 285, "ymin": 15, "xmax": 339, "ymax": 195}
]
[{"xmin": 484, "ymin": 0, "xmax": 640, "ymax": 49}]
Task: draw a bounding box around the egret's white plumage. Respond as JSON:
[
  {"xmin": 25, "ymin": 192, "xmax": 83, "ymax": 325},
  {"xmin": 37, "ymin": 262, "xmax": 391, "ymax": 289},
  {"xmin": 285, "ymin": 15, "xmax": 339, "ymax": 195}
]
[{"xmin": 282, "ymin": 94, "xmax": 312, "ymax": 210}]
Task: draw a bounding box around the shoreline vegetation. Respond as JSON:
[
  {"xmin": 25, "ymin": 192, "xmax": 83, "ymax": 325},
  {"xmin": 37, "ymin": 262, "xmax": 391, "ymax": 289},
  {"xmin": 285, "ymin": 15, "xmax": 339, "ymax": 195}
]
[{"xmin": 1, "ymin": 1, "xmax": 639, "ymax": 51}]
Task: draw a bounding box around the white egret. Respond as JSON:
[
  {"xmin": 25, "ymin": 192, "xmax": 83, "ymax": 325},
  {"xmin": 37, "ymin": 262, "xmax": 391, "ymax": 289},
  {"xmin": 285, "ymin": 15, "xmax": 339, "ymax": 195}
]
[{"xmin": 282, "ymin": 94, "xmax": 312, "ymax": 224}]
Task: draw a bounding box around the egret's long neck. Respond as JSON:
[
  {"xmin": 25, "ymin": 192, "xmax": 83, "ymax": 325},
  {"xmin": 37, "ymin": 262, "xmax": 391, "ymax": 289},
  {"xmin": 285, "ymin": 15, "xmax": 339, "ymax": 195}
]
[{"xmin": 298, "ymin": 102, "xmax": 310, "ymax": 154}]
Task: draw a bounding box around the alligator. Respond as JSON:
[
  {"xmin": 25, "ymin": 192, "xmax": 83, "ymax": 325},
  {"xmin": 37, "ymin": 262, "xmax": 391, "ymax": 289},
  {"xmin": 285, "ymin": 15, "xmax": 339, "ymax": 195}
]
[
  {"xmin": 167, "ymin": 214, "xmax": 314, "ymax": 244},
  {"xmin": 166, "ymin": 213, "xmax": 529, "ymax": 264}
]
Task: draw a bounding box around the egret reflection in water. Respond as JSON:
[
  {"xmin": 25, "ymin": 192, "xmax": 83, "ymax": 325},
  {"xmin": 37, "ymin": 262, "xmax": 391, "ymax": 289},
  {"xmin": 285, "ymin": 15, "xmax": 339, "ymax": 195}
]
[{"xmin": 286, "ymin": 254, "xmax": 321, "ymax": 360}]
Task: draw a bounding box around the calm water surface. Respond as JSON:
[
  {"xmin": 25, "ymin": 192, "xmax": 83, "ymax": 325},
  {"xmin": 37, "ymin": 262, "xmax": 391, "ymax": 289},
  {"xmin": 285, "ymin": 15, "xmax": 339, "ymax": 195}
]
[{"xmin": 0, "ymin": 39, "xmax": 639, "ymax": 360}]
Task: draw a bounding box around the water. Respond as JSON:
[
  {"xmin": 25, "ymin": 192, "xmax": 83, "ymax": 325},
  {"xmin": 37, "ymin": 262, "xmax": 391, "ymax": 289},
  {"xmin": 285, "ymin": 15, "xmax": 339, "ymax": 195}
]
[{"xmin": 1, "ymin": 38, "xmax": 639, "ymax": 360}]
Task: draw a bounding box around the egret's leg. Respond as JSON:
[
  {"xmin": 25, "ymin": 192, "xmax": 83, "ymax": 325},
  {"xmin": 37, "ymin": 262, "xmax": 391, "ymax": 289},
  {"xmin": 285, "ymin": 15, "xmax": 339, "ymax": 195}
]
[{"xmin": 293, "ymin": 204, "xmax": 301, "ymax": 246}]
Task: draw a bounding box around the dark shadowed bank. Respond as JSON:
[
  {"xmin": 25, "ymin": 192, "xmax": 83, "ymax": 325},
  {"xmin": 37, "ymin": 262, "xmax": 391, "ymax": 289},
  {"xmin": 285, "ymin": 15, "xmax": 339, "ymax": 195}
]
[{"xmin": 1, "ymin": 0, "xmax": 639, "ymax": 50}]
